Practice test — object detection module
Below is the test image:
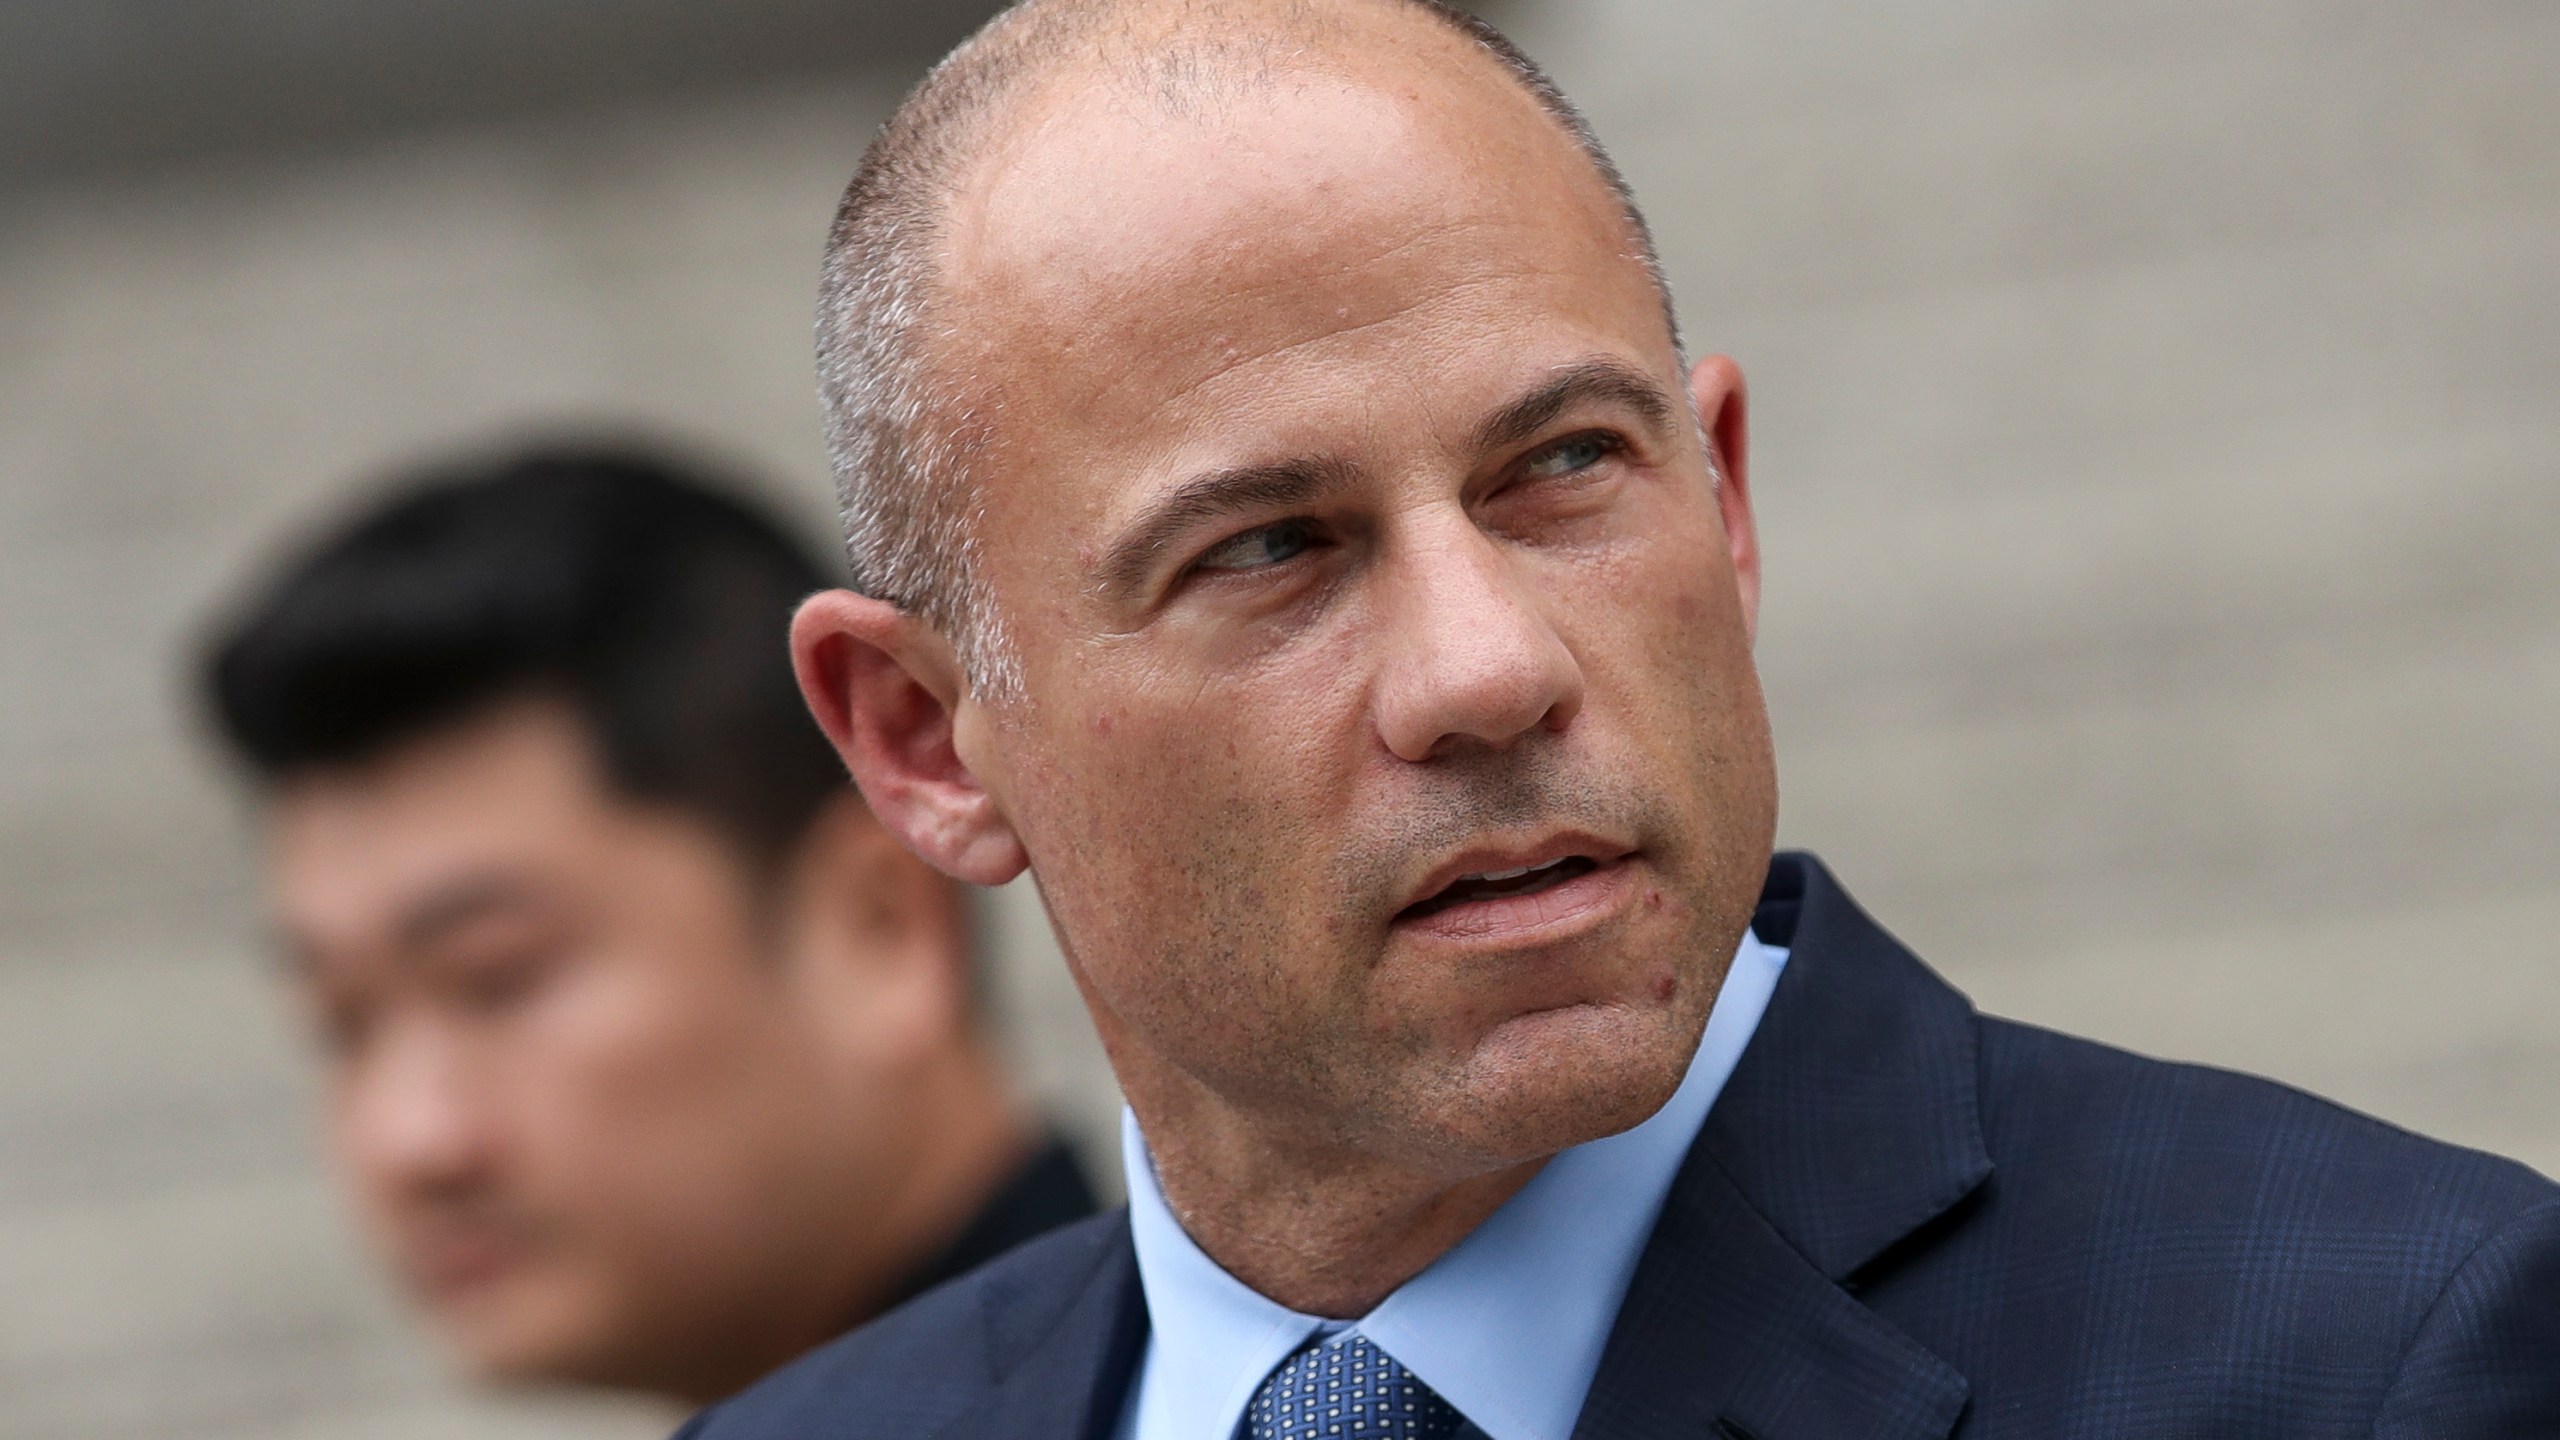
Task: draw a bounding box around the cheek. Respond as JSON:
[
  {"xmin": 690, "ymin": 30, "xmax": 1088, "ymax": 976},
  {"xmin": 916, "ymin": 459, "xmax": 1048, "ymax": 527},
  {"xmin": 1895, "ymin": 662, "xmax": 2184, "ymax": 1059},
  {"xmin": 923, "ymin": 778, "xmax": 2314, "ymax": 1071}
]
[
  {"xmin": 1041, "ymin": 638, "xmax": 1353, "ymax": 871},
  {"xmin": 1571, "ymin": 497, "xmax": 1750, "ymax": 697},
  {"xmin": 509, "ymin": 957, "xmax": 798, "ymax": 1218},
  {"xmin": 1016, "ymin": 650, "xmax": 1370, "ymax": 1021},
  {"xmin": 324, "ymin": 1072, "xmax": 411, "ymax": 1238}
]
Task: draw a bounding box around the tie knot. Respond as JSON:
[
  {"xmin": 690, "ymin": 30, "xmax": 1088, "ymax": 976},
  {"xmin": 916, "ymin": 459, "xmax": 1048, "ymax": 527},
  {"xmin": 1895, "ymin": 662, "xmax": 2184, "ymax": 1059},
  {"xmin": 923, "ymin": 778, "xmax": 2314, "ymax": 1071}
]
[{"xmin": 1244, "ymin": 1332, "xmax": 1464, "ymax": 1440}]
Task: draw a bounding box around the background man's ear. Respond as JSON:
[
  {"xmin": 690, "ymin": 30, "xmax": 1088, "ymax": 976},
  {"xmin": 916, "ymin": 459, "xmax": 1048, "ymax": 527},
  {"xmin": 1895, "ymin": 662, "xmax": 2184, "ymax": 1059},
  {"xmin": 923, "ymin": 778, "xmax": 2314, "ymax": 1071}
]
[
  {"xmin": 783, "ymin": 793, "xmax": 975, "ymax": 1067},
  {"xmin": 1685, "ymin": 353, "xmax": 1761, "ymax": 639},
  {"xmin": 791, "ymin": 590, "xmax": 1028, "ymax": 886}
]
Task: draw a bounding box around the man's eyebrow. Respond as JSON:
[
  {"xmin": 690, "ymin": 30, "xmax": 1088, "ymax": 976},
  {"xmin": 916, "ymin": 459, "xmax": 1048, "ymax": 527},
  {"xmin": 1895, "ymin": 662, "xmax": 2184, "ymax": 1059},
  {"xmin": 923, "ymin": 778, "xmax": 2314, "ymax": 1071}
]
[
  {"xmin": 1471, "ymin": 357, "xmax": 1681, "ymax": 457},
  {"xmin": 269, "ymin": 874, "xmax": 548, "ymax": 991},
  {"xmin": 1095, "ymin": 456, "xmax": 1357, "ymax": 603},
  {"xmin": 394, "ymin": 872, "xmax": 544, "ymax": 953}
]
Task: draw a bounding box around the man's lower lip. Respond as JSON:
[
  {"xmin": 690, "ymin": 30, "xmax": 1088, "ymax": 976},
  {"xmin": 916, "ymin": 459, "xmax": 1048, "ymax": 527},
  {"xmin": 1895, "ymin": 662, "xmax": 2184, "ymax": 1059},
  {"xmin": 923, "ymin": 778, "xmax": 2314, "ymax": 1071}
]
[
  {"xmin": 1392, "ymin": 855, "xmax": 1637, "ymax": 943},
  {"xmin": 414, "ymin": 1238, "xmax": 525, "ymax": 1298}
]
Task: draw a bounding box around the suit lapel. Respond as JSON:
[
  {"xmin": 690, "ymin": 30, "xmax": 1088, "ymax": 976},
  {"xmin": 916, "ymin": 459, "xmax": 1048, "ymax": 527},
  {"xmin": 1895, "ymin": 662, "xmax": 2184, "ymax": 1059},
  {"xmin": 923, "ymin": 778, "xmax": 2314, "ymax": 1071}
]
[
  {"xmin": 1574, "ymin": 1148, "xmax": 1970, "ymax": 1440},
  {"xmin": 926, "ymin": 1216, "xmax": 1149, "ymax": 1440},
  {"xmin": 1573, "ymin": 854, "xmax": 1991, "ymax": 1440}
]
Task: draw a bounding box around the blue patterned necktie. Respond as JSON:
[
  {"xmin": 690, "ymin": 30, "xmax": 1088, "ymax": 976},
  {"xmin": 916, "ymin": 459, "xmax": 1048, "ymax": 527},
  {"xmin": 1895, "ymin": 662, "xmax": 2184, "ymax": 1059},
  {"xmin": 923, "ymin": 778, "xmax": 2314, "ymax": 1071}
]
[{"xmin": 1244, "ymin": 1332, "xmax": 1465, "ymax": 1440}]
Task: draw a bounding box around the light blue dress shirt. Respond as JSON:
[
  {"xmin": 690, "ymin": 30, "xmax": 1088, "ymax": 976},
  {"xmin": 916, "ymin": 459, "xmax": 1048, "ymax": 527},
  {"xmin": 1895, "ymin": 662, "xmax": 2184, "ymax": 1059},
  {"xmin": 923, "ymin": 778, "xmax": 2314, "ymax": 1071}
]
[{"xmin": 1115, "ymin": 929, "xmax": 1789, "ymax": 1440}]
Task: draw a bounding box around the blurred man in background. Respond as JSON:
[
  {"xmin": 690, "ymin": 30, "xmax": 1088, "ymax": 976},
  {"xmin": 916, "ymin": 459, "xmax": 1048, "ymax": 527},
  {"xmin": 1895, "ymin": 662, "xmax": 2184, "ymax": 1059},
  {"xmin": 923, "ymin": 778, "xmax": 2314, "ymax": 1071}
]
[{"xmin": 196, "ymin": 447, "xmax": 1096, "ymax": 1406}]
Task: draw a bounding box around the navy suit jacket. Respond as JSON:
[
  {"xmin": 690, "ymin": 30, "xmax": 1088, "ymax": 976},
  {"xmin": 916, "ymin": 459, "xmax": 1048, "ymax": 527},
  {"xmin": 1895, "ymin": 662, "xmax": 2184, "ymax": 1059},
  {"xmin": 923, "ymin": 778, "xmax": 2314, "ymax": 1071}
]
[{"xmin": 678, "ymin": 853, "xmax": 2560, "ymax": 1438}]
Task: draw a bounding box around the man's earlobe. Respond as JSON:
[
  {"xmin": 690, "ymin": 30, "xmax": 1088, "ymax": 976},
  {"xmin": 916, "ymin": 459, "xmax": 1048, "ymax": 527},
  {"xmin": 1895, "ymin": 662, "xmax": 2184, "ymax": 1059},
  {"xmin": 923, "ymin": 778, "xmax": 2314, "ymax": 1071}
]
[{"xmin": 790, "ymin": 591, "xmax": 1028, "ymax": 886}]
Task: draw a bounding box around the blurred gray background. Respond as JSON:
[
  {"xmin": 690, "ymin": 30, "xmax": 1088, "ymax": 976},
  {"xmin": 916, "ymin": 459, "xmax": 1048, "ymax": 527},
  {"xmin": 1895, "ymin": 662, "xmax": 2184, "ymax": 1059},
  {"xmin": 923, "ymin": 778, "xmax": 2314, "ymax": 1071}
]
[{"xmin": 3, "ymin": 1, "xmax": 2553, "ymax": 1435}]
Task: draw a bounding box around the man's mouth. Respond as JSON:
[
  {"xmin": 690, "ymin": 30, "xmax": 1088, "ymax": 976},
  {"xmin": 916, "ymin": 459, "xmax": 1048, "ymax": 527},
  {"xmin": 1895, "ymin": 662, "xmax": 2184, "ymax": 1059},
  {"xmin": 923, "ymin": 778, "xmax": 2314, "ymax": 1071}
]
[
  {"xmin": 1397, "ymin": 854, "xmax": 1604, "ymax": 921},
  {"xmin": 406, "ymin": 1223, "xmax": 536, "ymax": 1301}
]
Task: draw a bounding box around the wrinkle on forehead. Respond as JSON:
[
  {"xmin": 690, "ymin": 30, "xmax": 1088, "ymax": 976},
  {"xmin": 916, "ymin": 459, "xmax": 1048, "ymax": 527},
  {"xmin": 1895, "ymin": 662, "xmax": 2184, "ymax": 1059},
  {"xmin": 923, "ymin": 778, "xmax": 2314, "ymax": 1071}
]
[{"xmin": 1134, "ymin": 261, "xmax": 1489, "ymax": 425}]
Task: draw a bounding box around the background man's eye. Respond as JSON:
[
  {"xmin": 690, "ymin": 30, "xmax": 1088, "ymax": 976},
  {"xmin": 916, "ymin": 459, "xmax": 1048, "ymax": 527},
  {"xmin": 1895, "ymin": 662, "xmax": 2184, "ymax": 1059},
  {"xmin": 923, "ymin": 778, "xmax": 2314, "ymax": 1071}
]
[
  {"xmin": 1524, "ymin": 435, "xmax": 1613, "ymax": 478},
  {"xmin": 1196, "ymin": 518, "xmax": 1318, "ymax": 573},
  {"xmin": 313, "ymin": 1001, "xmax": 371, "ymax": 1059},
  {"xmin": 440, "ymin": 947, "xmax": 559, "ymax": 1016}
]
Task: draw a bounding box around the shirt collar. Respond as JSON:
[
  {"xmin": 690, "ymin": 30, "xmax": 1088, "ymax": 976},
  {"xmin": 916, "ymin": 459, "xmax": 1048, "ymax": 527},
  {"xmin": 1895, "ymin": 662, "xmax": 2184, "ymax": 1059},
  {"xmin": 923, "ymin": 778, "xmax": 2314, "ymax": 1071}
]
[{"xmin": 1120, "ymin": 928, "xmax": 1789, "ymax": 1440}]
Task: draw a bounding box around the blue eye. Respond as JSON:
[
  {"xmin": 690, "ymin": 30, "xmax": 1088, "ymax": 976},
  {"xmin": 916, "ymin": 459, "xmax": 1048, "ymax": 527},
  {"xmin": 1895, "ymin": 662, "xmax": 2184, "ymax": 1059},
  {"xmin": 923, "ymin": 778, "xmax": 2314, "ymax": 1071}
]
[
  {"xmin": 1524, "ymin": 434, "xmax": 1613, "ymax": 478},
  {"xmin": 1195, "ymin": 518, "xmax": 1319, "ymax": 573}
]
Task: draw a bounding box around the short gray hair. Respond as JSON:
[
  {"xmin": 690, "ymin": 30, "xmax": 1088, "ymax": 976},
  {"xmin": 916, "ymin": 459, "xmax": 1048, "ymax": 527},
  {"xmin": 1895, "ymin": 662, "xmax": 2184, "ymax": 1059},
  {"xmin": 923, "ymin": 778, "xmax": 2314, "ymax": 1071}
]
[{"xmin": 815, "ymin": 0, "xmax": 1678, "ymax": 699}]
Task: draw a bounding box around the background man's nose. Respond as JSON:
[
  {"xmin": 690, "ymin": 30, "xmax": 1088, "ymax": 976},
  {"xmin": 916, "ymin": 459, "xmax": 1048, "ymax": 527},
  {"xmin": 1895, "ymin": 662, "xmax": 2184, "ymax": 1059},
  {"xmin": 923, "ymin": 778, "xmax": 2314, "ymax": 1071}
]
[
  {"xmin": 1374, "ymin": 526, "xmax": 1587, "ymax": 763},
  {"xmin": 344, "ymin": 1024, "xmax": 494, "ymax": 1198}
]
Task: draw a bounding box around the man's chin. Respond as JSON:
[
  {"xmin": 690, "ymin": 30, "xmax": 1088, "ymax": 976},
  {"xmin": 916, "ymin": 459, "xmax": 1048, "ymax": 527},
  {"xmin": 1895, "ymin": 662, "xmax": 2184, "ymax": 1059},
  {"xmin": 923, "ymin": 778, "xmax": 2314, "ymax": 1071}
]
[
  {"xmin": 431, "ymin": 1279, "xmax": 631, "ymax": 1393},
  {"xmin": 1418, "ymin": 1000, "xmax": 1699, "ymax": 1162}
]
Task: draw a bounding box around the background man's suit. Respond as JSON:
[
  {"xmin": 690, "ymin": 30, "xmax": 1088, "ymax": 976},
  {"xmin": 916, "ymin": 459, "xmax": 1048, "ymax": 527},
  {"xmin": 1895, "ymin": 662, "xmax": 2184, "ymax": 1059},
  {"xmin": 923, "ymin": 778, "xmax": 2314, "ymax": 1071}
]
[{"xmin": 679, "ymin": 854, "xmax": 2560, "ymax": 1438}]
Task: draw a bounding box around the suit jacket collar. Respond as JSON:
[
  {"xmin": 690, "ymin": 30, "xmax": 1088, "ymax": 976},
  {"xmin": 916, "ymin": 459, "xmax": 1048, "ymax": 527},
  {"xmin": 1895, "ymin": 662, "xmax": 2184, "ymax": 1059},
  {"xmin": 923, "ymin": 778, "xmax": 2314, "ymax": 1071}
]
[
  {"xmin": 1710, "ymin": 852, "xmax": 1993, "ymax": 1282},
  {"xmin": 1573, "ymin": 852, "xmax": 1992, "ymax": 1440},
  {"xmin": 928, "ymin": 1215, "xmax": 1148, "ymax": 1440}
]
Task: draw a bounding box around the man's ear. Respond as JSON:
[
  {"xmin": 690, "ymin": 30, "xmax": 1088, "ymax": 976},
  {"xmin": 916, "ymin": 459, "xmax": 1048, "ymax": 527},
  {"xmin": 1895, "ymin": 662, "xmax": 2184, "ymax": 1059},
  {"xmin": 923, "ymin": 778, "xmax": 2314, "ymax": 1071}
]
[
  {"xmin": 791, "ymin": 590, "xmax": 1028, "ymax": 886},
  {"xmin": 1686, "ymin": 353, "xmax": 1762, "ymax": 640}
]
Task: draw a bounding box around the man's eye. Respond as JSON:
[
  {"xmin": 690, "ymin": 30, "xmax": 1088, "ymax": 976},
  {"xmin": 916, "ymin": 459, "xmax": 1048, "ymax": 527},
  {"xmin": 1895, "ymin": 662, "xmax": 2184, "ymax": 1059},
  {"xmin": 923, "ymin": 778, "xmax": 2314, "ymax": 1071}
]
[
  {"xmin": 1522, "ymin": 433, "xmax": 1616, "ymax": 479},
  {"xmin": 312, "ymin": 999, "xmax": 372, "ymax": 1059},
  {"xmin": 438, "ymin": 945, "xmax": 560, "ymax": 1016},
  {"xmin": 1194, "ymin": 518, "xmax": 1320, "ymax": 574}
]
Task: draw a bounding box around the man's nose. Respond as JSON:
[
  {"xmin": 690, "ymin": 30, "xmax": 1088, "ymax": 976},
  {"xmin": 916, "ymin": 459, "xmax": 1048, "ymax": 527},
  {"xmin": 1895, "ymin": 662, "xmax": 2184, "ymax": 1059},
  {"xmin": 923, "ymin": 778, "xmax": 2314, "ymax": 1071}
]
[
  {"xmin": 341, "ymin": 1021, "xmax": 493, "ymax": 1198},
  {"xmin": 1373, "ymin": 520, "xmax": 1586, "ymax": 763}
]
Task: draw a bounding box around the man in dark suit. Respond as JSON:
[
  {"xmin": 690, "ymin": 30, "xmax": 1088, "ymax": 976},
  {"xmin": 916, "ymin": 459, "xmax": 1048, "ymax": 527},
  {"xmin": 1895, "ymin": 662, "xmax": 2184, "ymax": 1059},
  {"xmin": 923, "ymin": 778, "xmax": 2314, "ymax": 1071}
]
[
  {"xmin": 199, "ymin": 447, "xmax": 1096, "ymax": 1406},
  {"xmin": 689, "ymin": 0, "xmax": 2560, "ymax": 1434}
]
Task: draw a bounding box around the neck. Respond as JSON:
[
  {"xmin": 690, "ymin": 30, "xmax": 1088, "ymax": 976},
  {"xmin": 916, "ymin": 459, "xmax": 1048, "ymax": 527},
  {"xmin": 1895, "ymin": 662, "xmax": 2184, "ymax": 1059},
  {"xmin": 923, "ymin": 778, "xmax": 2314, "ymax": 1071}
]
[
  {"xmin": 675, "ymin": 1031, "xmax": 1031, "ymax": 1404},
  {"xmin": 1127, "ymin": 1069, "xmax": 1546, "ymax": 1319},
  {"xmin": 854, "ymin": 1030, "xmax": 1035, "ymax": 1312}
]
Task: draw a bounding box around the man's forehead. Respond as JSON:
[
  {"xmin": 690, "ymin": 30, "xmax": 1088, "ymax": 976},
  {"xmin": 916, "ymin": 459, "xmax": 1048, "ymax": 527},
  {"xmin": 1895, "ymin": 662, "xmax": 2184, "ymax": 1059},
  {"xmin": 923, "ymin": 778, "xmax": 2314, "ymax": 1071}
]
[
  {"xmin": 941, "ymin": 12, "xmax": 1632, "ymax": 335},
  {"xmin": 266, "ymin": 710, "xmax": 597, "ymax": 940},
  {"xmin": 271, "ymin": 786, "xmax": 547, "ymax": 957},
  {"xmin": 939, "ymin": 65, "xmax": 1645, "ymax": 432}
]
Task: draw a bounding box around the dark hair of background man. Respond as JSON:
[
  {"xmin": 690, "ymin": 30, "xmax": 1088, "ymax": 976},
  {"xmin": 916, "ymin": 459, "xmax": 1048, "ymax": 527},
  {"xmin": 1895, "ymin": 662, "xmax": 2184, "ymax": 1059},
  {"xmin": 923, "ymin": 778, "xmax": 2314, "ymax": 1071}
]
[{"xmin": 201, "ymin": 448, "xmax": 847, "ymax": 873}]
